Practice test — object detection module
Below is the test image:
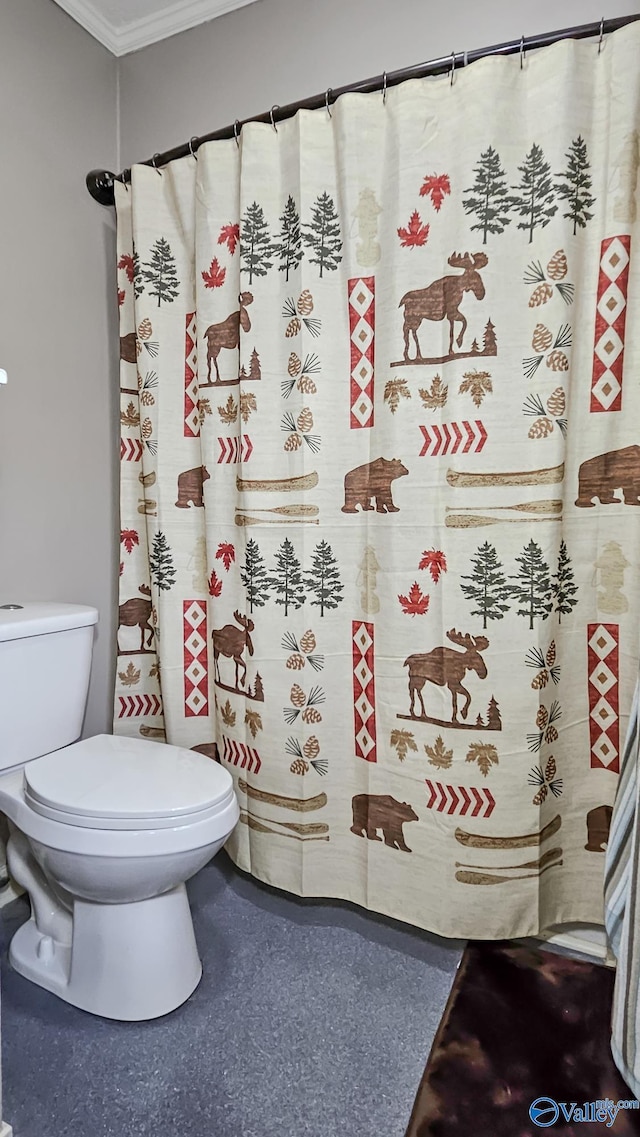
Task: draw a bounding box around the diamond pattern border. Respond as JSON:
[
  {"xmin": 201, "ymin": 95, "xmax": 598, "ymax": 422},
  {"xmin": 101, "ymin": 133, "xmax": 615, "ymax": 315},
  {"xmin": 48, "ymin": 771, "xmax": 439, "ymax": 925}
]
[
  {"xmin": 587, "ymin": 622, "xmax": 619, "ymax": 772},
  {"xmin": 184, "ymin": 312, "xmax": 199, "ymax": 437},
  {"xmin": 348, "ymin": 277, "xmax": 375, "ymax": 429},
  {"xmin": 184, "ymin": 599, "xmax": 208, "ymax": 717},
  {"xmin": 353, "ymin": 620, "xmax": 376, "ymax": 762},
  {"xmin": 590, "ymin": 236, "xmax": 631, "ymax": 413}
]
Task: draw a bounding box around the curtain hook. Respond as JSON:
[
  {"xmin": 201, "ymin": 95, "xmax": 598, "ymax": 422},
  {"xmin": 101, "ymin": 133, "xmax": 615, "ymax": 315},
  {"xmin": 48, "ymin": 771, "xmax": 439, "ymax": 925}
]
[
  {"xmin": 325, "ymin": 88, "xmax": 333, "ymax": 119},
  {"xmin": 381, "ymin": 71, "xmax": 387, "ymax": 105},
  {"xmin": 188, "ymin": 136, "xmax": 199, "ymax": 160},
  {"xmin": 450, "ymin": 49, "xmax": 456, "ymax": 86},
  {"xmin": 520, "ymin": 35, "xmax": 526, "ymax": 69},
  {"xmin": 233, "ymin": 120, "xmax": 241, "ymax": 148},
  {"xmin": 151, "ymin": 154, "xmax": 163, "ymax": 175},
  {"xmin": 270, "ymin": 105, "xmax": 280, "ymax": 133},
  {"xmin": 598, "ymin": 17, "xmax": 605, "ymax": 53}
]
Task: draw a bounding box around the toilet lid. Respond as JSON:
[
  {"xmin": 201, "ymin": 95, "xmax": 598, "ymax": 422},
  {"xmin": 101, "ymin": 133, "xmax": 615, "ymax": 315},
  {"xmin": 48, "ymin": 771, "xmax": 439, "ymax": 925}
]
[{"xmin": 24, "ymin": 734, "xmax": 234, "ymax": 829}]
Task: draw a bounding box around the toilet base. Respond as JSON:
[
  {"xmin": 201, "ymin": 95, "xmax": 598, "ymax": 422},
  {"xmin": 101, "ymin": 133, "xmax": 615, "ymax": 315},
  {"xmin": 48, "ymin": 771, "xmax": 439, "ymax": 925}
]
[{"xmin": 10, "ymin": 884, "xmax": 202, "ymax": 1020}]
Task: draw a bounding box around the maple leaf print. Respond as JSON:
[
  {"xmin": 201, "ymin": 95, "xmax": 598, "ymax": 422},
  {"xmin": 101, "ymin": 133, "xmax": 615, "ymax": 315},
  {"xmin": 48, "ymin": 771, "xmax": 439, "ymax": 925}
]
[
  {"xmin": 398, "ymin": 582, "xmax": 430, "ymax": 616},
  {"xmin": 384, "ymin": 378, "xmax": 411, "ymax": 414},
  {"xmin": 424, "ymin": 735, "xmax": 453, "ymax": 769},
  {"xmin": 459, "ymin": 369, "xmax": 493, "ymax": 408},
  {"xmin": 397, "ymin": 210, "xmax": 430, "ymax": 248},
  {"xmin": 419, "ymin": 375, "xmax": 448, "ymax": 409},
  {"xmin": 208, "ymin": 570, "xmax": 223, "ymax": 598},
  {"xmin": 419, "ymin": 549, "xmax": 447, "ymax": 584},
  {"xmin": 117, "ymin": 253, "xmax": 135, "ymax": 283},
  {"xmin": 220, "ymin": 699, "xmax": 236, "ymax": 727},
  {"xmin": 218, "ymin": 395, "xmax": 238, "ymax": 424},
  {"xmin": 218, "ymin": 223, "xmax": 240, "ymax": 255},
  {"xmin": 197, "ymin": 398, "xmax": 212, "ymax": 425},
  {"xmin": 245, "ymin": 710, "xmax": 263, "ymax": 739},
  {"xmin": 419, "ymin": 173, "xmax": 451, "ymax": 212},
  {"xmin": 202, "ymin": 257, "xmax": 227, "ymax": 289},
  {"xmin": 216, "ymin": 543, "xmax": 235, "ymax": 572},
  {"xmin": 118, "ymin": 661, "xmax": 140, "ymax": 687},
  {"xmin": 390, "ymin": 729, "xmax": 418, "ymax": 762},
  {"xmin": 239, "ymin": 391, "xmax": 257, "ymax": 423},
  {"xmin": 466, "ymin": 742, "xmax": 499, "ymax": 777},
  {"xmin": 117, "ymin": 288, "xmax": 125, "ymax": 307},
  {"xmin": 120, "ymin": 528, "xmax": 139, "ymax": 555}
]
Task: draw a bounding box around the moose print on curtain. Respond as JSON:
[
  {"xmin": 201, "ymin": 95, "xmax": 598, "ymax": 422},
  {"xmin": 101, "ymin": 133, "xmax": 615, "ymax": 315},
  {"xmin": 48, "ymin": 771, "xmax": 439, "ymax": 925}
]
[{"xmin": 114, "ymin": 23, "xmax": 640, "ymax": 939}]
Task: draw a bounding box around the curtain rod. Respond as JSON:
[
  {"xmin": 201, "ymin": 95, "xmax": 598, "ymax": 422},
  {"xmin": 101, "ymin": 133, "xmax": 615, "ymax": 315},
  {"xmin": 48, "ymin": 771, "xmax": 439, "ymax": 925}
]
[{"xmin": 86, "ymin": 13, "xmax": 639, "ymax": 206}]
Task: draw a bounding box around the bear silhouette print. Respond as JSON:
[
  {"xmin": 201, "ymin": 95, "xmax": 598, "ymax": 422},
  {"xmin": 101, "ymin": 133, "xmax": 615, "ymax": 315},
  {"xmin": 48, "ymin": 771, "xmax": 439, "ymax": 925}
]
[
  {"xmin": 584, "ymin": 804, "xmax": 612, "ymax": 852},
  {"xmin": 175, "ymin": 465, "xmax": 210, "ymax": 509},
  {"xmin": 575, "ymin": 446, "xmax": 640, "ymax": 508},
  {"xmin": 342, "ymin": 457, "xmax": 408, "ymax": 514},
  {"xmin": 350, "ymin": 793, "xmax": 418, "ymax": 852}
]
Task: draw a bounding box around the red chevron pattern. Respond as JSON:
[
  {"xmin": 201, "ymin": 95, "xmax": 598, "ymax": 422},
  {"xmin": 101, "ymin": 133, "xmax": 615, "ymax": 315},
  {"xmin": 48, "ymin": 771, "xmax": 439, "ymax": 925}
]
[
  {"xmin": 348, "ymin": 277, "xmax": 375, "ymax": 429},
  {"xmin": 222, "ymin": 737, "xmax": 262, "ymax": 774},
  {"xmin": 117, "ymin": 694, "xmax": 162, "ymax": 719},
  {"xmin": 184, "ymin": 312, "xmax": 199, "ymax": 437},
  {"xmin": 217, "ymin": 435, "xmax": 254, "ymax": 464},
  {"xmin": 120, "ymin": 438, "xmax": 143, "ymax": 462},
  {"xmin": 419, "ymin": 420, "xmax": 487, "ymax": 456},
  {"xmin": 352, "ymin": 621, "xmax": 377, "ymax": 762},
  {"xmin": 425, "ymin": 779, "xmax": 496, "ymax": 818},
  {"xmin": 183, "ymin": 600, "xmax": 208, "ymax": 717},
  {"xmin": 587, "ymin": 623, "xmax": 620, "ymax": 771},
  {"xmin": 590, "ymin": 236, "xmax": 631, "ymax": 413}
]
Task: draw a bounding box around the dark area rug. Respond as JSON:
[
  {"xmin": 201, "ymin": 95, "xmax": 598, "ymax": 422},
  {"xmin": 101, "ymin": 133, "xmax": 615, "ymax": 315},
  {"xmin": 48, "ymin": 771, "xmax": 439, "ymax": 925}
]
[{"xmin": 405, "ymin": 941, "xmax": 640, "ymax": 1136}]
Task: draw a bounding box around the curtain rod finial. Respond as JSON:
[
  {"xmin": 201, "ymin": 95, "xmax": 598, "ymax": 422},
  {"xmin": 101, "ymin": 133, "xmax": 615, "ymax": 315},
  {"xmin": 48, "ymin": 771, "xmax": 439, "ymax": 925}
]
[{"xmin": 86, "ymin": 169, "xmax": 116, "ymax": 206}]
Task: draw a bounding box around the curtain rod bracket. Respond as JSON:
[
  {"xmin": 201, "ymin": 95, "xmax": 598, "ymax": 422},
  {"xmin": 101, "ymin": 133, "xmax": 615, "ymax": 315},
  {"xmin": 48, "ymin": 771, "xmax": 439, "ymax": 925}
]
[{"xmin": 86, "ymin": 169, "xmax": 116, "ymax": 206}]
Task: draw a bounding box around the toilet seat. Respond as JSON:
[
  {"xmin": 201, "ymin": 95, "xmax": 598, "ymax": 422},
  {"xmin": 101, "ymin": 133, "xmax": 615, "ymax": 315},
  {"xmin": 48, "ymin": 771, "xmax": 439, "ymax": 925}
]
[{"xmin": 23, "ymin": 734, "xmax": 234, "ymax": 831}]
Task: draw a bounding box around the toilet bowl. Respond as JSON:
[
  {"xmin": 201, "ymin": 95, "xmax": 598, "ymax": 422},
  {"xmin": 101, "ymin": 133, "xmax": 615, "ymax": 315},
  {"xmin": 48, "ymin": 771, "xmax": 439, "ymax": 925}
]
[{"xmin": 0, "ymin": 603, "xmax": 239, "ymax": 1020}]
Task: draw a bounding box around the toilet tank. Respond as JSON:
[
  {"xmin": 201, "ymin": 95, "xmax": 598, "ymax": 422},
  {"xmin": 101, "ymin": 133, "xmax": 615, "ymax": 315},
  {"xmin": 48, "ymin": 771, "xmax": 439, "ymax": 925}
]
[{"xmin": 0, "ymin": 603, "xmax": 98, "ymax": 771}]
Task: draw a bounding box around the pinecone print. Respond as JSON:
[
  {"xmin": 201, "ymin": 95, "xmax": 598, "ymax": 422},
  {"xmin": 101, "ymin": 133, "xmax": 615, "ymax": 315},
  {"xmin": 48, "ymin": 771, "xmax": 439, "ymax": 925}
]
[
  {"xmin": 138, "ymin": 318, "xmax": 153, "ymax": 341},
  {"xmin": 297, "ymin": 376, "xmax": 317, "ymax": 394},
  {"xmin": 290, "ymin": 758, "xmax": 309, "ymax": 775},
  {"xmin": 546, "ymin": 388, "xmax": 565, "ymax": 417},
  {"xmin": 546, "ymin": 349, "xmax": 570, "ymax": 372},
  {"xmin": 522, "ymin": 391, "xmax": 567, "ymax": 439},
  {"xmin": 532, "ymin": 324, "xmax": 553, "ymax": 352},
  {"xmin": 531, "ymin": 670, "xmax": 549, "ymax": 690},
  {"xmin": 290, "ymin": 684, "xmax": 306, "ymax": 707},
  {"xmin": 528, "ymin": 754, "xmax": 563, "ymax": 804},
  {"xmin": 303, "ymin": 736, "xmax": 320, "ymax": 760},
  {"xmin": 140, "ymin": 390, "xmax": 155, "ymax": 406},
  {"xmin": 286, "ymin": 653, "xmax": 305, "ymax": 670},
  {"xmin": 300, "ymin": 630, "xmax": 316, "ymax": 653},
  {"xmin": 286, "ymin": 317, "xmax": 301, "ymax": 338},
  {"xmin": 529, "ymin": 283, "xmax": 554, "ymax": 307},
  {"xmin": 302, "ymin": 706, "xmax": 322, "ymax": 724},
  {"xmin": 546, "ymin": 250, "xmax": 568, "ymax": 280},
  {"xmin": 297, "ymin": 408, "xmax": 314, "ymax": 433},
  {"xmin": 536, "ymin": 706, "xmax": 549, "ymax": 730},
  {"xmin": 546, "ymin": 641, "xmax": 557, "ymax": 667},
  {"xmin": 528, "ymin": 417, "xmax": 553, "ymax": 439},
  {"xmin": 297, "ymin": 290, "xmax": 314, "ymax": 315},
  {"xmin": 284, "ymin": 433, "xmax": 303, "ymax": 451},
  {"xmin": 288, "ymin": 353, "xmax": 301, "ymax": 376},
  {"xmin": 141, "ymin": 418, "xmax": 153, "ymax": 440},
  {"xmin": 526, "ymin": 644, "xmax": 561, "ymax": 689}
]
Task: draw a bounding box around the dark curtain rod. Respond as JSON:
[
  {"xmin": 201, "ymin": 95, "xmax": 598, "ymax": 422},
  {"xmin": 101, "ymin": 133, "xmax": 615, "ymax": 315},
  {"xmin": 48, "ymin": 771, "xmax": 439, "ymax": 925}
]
[{"xmin": 86, "ymin": 13, "xmax": 640, "ymax": 206}]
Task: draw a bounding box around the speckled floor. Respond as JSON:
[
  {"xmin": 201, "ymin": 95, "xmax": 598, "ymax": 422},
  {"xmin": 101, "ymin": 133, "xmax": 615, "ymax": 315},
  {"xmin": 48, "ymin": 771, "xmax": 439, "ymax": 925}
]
[{"xmin": 1, "ymin": 852, "xmax": 461, "ymax": 1137}]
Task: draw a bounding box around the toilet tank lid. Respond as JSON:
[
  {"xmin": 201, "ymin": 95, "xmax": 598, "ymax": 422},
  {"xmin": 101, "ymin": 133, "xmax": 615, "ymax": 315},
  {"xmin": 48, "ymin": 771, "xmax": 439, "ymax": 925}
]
[{"xmin": 0, "ymin": 603, "xmax": 99, "ymax": 642}]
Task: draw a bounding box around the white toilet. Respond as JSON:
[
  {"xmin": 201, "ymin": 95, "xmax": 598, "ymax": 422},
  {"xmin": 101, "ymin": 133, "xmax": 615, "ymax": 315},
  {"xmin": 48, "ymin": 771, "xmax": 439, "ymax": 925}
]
[{"xmin": 0, "ymin": 602, "xmax": 239, "ymax": 1020}]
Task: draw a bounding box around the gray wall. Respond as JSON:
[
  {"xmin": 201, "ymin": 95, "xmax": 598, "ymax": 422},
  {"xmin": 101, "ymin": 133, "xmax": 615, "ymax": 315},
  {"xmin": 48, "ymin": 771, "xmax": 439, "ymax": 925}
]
[
  {"xmin": 0, "ymin": 0, "xmax": 118, "ymax": 737},
  {"xmin": 119, "ymin": 0, "xmax": 640, "ymax": 169}
]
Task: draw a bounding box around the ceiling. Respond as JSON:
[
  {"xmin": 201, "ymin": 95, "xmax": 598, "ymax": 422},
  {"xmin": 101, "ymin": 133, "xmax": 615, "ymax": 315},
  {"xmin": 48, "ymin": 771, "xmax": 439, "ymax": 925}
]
[{"xmin": 52, "ymin": 0, "xmax": 260, "ymax": 56}]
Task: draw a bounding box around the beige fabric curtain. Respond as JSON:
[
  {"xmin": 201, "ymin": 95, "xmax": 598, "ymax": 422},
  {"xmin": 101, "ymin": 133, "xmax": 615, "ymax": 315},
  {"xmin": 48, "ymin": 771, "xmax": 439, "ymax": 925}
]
[{"xmin": 114, "ymin": 21, "xmax": 640, "ymax": 939}]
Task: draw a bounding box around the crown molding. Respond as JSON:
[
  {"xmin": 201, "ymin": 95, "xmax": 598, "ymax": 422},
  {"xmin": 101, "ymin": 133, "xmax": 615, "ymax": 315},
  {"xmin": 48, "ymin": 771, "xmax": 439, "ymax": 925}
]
[{"xmin": 53, "ymin": 0, "xmax": 259, "ymax": 57}]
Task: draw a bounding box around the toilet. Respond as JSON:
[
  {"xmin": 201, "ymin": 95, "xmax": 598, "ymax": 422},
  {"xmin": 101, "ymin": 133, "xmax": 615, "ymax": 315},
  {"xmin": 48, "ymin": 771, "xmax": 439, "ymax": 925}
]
[{"xmin": 0, "ymin": 602, "xmax": 239, "ymax": 1020}]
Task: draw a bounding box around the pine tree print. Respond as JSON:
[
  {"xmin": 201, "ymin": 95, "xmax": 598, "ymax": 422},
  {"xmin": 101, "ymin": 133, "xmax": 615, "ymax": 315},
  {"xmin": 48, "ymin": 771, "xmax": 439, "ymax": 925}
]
[
  {"xmin": 302, "ymin": 192, "xmax": 343, "ymax": 278},
  {"xmin": 142, "ymin": 238, "xmax": 179, "ymax": 306},
  {"xmin": 555, "ymin": 135, "xmax": 596, "ymax": 235},
  {"xmin": 276, "ymin": 195, "xmax": 304, "ymax": 281},
  {"xmin": 512, "ymin": 144, "xmax": 557, "ymax": 243},
  {"xmin": 551, "ymin": 539, "xmax": 578, "ymax": 622},
  {"xmin": 511, "ymin": 540, "xmax": 553, "ymax": 630},
  {"xmin": 240, "ymin": 538, "xmax": 270, "ymax": 613},
  {"xmin": 240, "ymin": 202, "xmax": 274, "ymax": 284},
  {"xmin": 305, "ymin": 541, "xmax": 344, "ymax": 617},
  {"xmin": 133, "ymin": 244, "xmax": 144, "ymax": 299},
  {"xmin": 462, "ymin": 146, "xmax": 516, "ymax": 243},
  {"xmin": 270, "ymin": 539, "xmax": 305, "ymax": 616},
  {"xmin": 460, "ymin": 542, "xmax": 510, "ymax": 628},
  {"xmin": 149, "ymin": 532, "xmax": 176, "ymax": 591}
]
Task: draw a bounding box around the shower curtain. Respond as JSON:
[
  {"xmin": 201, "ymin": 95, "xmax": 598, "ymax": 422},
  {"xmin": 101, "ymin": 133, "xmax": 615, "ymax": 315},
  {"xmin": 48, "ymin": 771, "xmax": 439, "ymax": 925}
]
[{"xmin": 114, "ymin": 21, "xmax": 640, "ymax": 939}]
